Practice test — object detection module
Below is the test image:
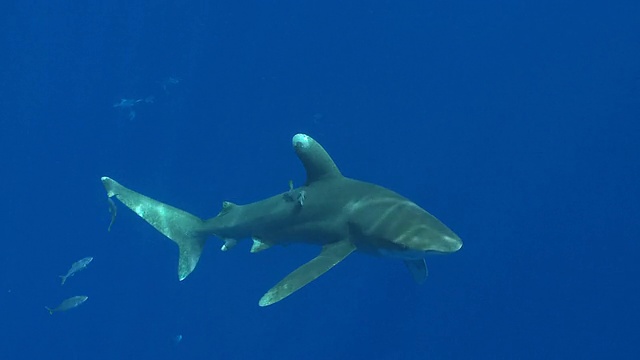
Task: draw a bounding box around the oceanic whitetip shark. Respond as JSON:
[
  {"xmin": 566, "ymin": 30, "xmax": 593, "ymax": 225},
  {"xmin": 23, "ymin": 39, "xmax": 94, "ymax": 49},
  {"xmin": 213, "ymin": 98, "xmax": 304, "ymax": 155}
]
[{"xmin": 101, "ymin": 134, "xmax": 462, "ymax": 306}]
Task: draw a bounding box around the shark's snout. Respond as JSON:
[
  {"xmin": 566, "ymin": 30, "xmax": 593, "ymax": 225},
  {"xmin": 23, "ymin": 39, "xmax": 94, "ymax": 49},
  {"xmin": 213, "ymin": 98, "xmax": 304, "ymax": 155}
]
[
  {"xmin": 444, "ymin": 235, "xmax": 463, "ymax": 252},
  {"xmin": 292, "ymin": 134, "xmax": 311, "ymax": 149}
]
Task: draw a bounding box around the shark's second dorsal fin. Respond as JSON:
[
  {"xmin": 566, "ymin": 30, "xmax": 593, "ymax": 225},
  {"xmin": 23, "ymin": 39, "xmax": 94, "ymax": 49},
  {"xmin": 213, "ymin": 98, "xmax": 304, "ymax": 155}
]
[
  {"xmin": 292, "ymin": 134, "xmax": 342, "ymax": 185},
  {"xmin": 218, "ymin": 201, "xmax": 237, "ymax": 216}
]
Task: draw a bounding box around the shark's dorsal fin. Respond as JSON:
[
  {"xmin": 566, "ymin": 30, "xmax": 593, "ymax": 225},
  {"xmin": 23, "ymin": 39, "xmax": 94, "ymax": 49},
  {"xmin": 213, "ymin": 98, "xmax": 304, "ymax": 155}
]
[
  {"xmin": 292, "ymin": 134, "xmax": 342, "ymax": 185},
  {"xmin": 259, "ymin": 239, "xmax": 356, "ymax": 306}
]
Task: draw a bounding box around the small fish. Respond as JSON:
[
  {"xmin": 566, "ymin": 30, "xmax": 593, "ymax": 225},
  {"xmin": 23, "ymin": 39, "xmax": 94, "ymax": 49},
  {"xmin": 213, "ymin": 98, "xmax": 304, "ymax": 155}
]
[
  {"xmin": 113, "ymin": 98, "xmax": 141, "ymax": 108},
  {"xmin": 45, "ymin": 295, "xmax": 88, "ymax": 315},
  {"xmin": 59, "ymin": 257, "xmax": 93, "ymax": 285},
  {"xmin": 283, "ymin": 180, "xmax": 306, "ymax": 207},
  {"xmin": 297, "ymin": 190, "xmax": 306, "ymax": 206},
  {"xmin": 107, "ymin": 197, "xmax": 117, "ymax": 232},
  {"xmin": 159, "ymin": 76, "xmax": 181, "ymax": 92}
]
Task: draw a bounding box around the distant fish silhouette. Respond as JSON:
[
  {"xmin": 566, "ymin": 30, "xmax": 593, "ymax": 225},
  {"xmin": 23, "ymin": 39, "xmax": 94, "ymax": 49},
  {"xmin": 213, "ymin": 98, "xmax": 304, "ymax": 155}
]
[
  {"xmin": 113, "ymin": 97, "xmax": 154, "ymax": 121},
  {"xmin": 158, "ymin": 76, "xmax": 181, "ymax": 92},
  {"xmin": 59, "ymin": 257, "xmax": 93, "ymax": 285},
  {"xmin": 45, "ymin": 295, "xmax": 88, "ymax": 315}
]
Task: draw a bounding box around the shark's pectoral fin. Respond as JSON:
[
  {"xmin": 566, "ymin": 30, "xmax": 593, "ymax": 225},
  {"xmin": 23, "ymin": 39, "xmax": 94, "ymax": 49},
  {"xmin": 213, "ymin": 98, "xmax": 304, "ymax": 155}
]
[
  {"xmin": 259, "ymin": 240, "xmax": 356, "ymax": 307},
  {"xmin": 404, "ymin": 259, "xmax": 428, "ymax": 284},
  {"xmin": 101, "ymin": 177, "xmax": 206, "ymax": 281}
]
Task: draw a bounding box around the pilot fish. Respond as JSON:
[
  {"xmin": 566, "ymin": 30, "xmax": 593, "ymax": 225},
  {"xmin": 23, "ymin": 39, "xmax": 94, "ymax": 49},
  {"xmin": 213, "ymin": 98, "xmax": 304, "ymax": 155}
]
[
  {"xmin": 45, "ymin": 295, "xmax": 88, "ymax": 315},
  {"xmin": 59, "ymin": 257, "xmax": 93, "ymax": 285}
]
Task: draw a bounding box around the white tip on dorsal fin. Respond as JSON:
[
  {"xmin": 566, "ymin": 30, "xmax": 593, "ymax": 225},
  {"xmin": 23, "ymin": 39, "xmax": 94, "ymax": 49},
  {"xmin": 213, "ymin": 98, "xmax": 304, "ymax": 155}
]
[{"xmin": 292, "ymin": 134, "xmax": 342, "ymax": 185}]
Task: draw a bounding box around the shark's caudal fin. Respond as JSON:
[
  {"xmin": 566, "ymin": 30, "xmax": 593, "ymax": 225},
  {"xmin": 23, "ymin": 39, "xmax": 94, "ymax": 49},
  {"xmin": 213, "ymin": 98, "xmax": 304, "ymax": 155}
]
[
  {"xmin": 101, "ymin": 177, "xmax": 206, "ymax": 280},
  {"xmin": 59, "ymin": 275, "xmax": 67, "ymax": 285}
]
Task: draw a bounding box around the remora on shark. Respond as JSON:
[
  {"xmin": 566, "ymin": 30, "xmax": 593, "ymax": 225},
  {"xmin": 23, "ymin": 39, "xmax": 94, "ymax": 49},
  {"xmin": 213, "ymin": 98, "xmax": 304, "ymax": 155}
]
[{"xmin": 101, "ymin": 133, "xmax": 462, "ymax": 306}]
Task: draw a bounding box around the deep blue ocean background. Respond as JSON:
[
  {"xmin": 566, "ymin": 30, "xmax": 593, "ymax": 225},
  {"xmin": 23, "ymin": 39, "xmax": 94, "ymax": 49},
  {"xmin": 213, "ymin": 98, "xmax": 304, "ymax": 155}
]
[{"xmin": 1, "ymin": 1, "xmax": 639, "ymax": 359}]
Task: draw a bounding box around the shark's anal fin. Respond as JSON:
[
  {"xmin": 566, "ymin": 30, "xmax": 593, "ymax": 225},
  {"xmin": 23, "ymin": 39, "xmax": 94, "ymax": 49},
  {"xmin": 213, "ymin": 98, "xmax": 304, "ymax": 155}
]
[
  {"xmin": 221, "ymin": 238, "xmax": 237, "ymax": 251},
  {"xmin": 101, "ymin": 177, "xmax": 206, "ymax": 281},
  {"xmin": 404, "ymin": 259, "xmax": 428, "ymax": 284},
  {"xmin": 259, "ymin": 239, "xmax": 356, "ymax": 307}
]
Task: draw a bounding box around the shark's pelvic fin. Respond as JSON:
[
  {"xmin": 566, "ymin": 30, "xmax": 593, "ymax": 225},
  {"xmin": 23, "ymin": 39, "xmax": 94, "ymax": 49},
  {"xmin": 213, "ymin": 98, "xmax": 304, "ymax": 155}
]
[
  {"xmin": 250, "ymin": 237, "xmax": 271, "ymax": 253},
  {"xmin": 404, "ymin": 259, "xmax": 428, "ymax": 284},
  {"xmin": 292, "ymin": 134, "xmax": 342, "ymax": 184},
  {"xmin": 258, "ymin": 239, "xmax": 356, "ymax": 307},
  {"xmin": 101, "ymin": 177, "xmax": 206, "ymax": 280}
]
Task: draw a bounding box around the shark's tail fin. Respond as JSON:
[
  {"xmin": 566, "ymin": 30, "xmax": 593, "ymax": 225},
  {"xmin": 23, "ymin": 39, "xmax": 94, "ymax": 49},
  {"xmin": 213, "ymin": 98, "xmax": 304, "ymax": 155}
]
[
  {"xmin": 101, "ymin": 177, "xmax": 207, "ymax": 280},
  {"xmin": 59, "ymin": 275, "xmax": 66, "ymax": 285},
  {"xmin": 45, "ymin": 306, "xmax": 54, "ymax": 315}
]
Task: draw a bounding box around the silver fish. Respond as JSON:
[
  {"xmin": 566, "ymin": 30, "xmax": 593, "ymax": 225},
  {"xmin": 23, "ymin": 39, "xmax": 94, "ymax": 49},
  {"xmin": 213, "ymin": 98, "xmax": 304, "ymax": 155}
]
[
  {"xmin": 59, "ymin": 257, "xmax": 93, "ymax": 285},
  {"xmin": 45, "ymin": 295, "xmax": 88, "ymax": 315}
]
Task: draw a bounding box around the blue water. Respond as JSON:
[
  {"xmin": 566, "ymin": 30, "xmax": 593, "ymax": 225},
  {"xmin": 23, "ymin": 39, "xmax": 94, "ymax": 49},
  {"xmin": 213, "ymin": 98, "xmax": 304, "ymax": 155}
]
[{"xmin": 1, "ymin": 1, "xmax": 638, "ymax": 359}]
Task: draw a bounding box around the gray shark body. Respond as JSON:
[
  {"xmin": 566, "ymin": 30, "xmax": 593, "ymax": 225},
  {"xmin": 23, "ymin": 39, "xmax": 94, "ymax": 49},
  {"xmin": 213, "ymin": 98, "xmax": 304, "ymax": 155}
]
[{"xmin": 102, "ymin": 134, "xmax": 462, "ymax": 306}]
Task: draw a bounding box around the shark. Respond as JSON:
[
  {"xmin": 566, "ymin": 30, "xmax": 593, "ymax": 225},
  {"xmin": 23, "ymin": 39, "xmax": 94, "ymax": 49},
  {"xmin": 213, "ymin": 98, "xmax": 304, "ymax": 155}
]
[{"xmin": 101, "ymin": 133, "xmax": 462, "ymax": 306}]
